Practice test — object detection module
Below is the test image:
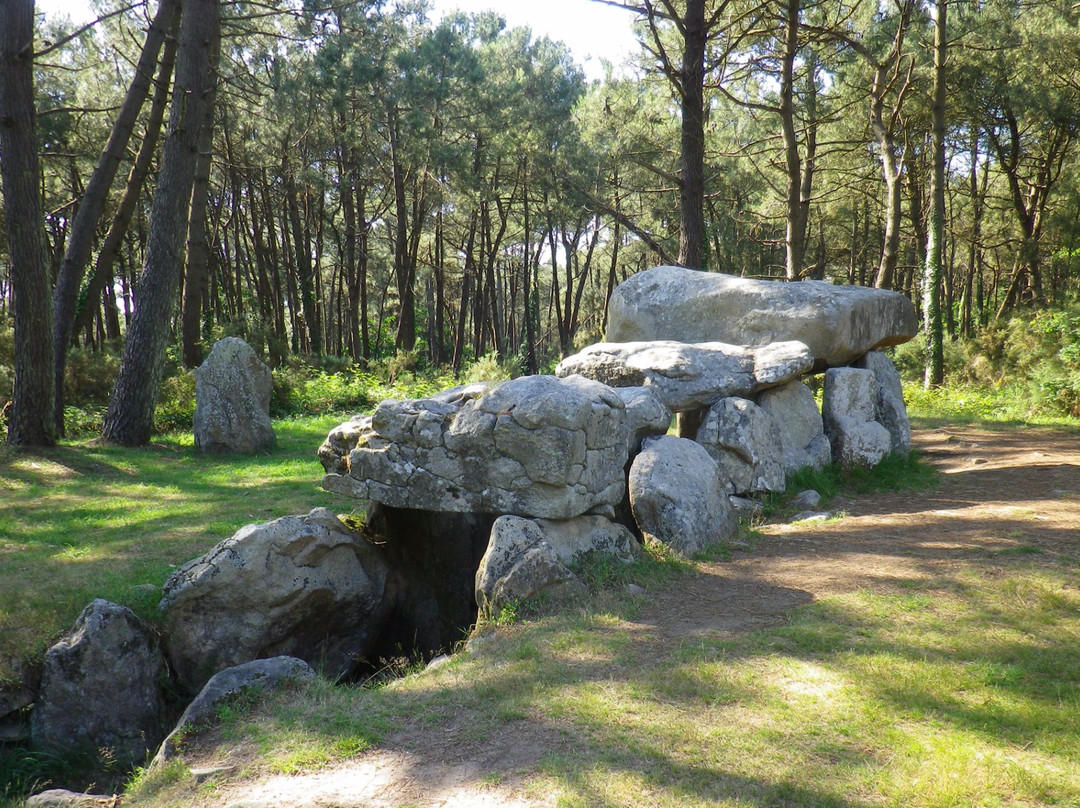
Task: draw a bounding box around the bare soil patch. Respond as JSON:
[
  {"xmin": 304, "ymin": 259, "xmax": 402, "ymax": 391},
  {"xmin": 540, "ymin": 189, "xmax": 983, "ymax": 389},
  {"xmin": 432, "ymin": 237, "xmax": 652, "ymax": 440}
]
[{"xmin": 184, "ymin": 424, "xmax": 1080, "ymax": 808}]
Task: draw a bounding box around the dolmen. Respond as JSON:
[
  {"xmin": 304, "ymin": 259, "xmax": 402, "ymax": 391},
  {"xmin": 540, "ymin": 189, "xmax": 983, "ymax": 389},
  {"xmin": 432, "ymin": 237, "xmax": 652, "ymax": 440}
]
[{"xmin": 13, "ymin": 269, "xmax": 920, "ymax": 782}]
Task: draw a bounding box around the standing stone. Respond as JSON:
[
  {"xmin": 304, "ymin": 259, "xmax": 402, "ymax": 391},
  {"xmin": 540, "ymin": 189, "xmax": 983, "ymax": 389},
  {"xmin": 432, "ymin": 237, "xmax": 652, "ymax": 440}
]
[
  {"xmin": 822, "ymin": 368, "xmax": 892, "ymax": 467},
  {"xmin": 159, "ymin": 508, "xmax": 393, "ymax": 691},
  {"xmin": 853, "ymin": 351, "xmax": 911, "ymax": 453},
  {"xmin": 756, "ymin": 380, "xmax": 832, "ymax": 475},
  {"xmin": 694, "ymin": 397, "xmax": 786, "ymax": 495},
  {"xmin": 628, "ymin": 436, "xmax": 738, "ymax": 555},
  {"xmin": 475, "ymin": 517, "xmax": 582, "ymax": 615},
  {"xmin": 606, "ymin": 266, "xmax": 919, "ymax": 368},
  {"xmin": 193, "ymin": 337, "xmax": 276, "ymax": 454},
  {"xmin": 30, "ymin": 600, "xmax": 166, "ymax": 767}
]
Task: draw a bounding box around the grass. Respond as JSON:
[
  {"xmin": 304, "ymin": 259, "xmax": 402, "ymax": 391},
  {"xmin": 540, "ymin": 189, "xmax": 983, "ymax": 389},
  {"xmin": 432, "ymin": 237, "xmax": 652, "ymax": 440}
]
[
  {"xmin": 0, "ymin": 415, "xmax": 351, "ymax": 679},
  {"xmin": 126, "ymin": 557, "xmax": 1080, "ymax": 808}
]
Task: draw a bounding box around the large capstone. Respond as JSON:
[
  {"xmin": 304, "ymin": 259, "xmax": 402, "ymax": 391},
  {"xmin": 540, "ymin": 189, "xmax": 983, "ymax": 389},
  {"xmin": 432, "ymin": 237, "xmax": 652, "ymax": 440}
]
[
  {"xmin": 555, "ymin": 340, "xmax": 814, "ymax": 413},
  {"xmin": 159, "ymin": 508, "xmax": 394, "ymax": 691},
  {"xmin": 30, "ymin": 600, "xmax": 166, "ymax": 767},
  {"xmin": 628, "ymin": 436, "xmax": 738, "ymax": 555},
  {"xmin": 606, "ymin": 266, "xmax": 918, "ymax": 368},
  {"xmin": 320, "ymin": 375, "xmax": 629, "ymax": 520},
  {"xmin": 193, "ymin": 337, "xmax": 276, "ymax": 454}
]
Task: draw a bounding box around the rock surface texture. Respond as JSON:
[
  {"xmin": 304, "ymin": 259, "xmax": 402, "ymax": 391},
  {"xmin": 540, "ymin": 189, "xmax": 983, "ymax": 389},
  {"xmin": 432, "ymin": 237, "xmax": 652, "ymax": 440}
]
[
  {"xmin": 695, "ymin": 397, "xmax": 787, "ymax": 495},
  {"xmin": 555, "ymin": 340, "xmax": 814, "ymax": 413},
  {"xmin": 822, "ymin": 368, "xmax": 893, "ymax": 467},
  {"xmin": 193, "ymin": 337, "xmax": 276, "ymax": 454},
  {"xmin": 756, "ymin": 380, "xmax": 832, "ymax": 475},
  {"xmin": 606, "ymin": 266, "xmax": 918, "ymax": 368},
  {"xmin": 854, "ymin": 351, "xmax": 912, "ymax": 453},
  {"xmin": 30, "ymin": 599, "xmax": 166, "ymax": 767},
  {"xmin": 613, "ymin": 386, "xmax": 673, "ymax": 456},
  {"xmin": 628, "ymin": 436, "xmax": 738, "ymax": 555},
  {"xmin": 159, "ymin": 508, "xmax": 393, "ymax": 691},
  {"xmin": 320, "ymin": 375, "xmax": 629, "ymax": 520},
  {"xmin": 475, "ymin": 517, "xmax": 582, "ymax": 615},
  {"xmin": 155, "ymin": 657, "xmax": 315, "ymax": 765}
]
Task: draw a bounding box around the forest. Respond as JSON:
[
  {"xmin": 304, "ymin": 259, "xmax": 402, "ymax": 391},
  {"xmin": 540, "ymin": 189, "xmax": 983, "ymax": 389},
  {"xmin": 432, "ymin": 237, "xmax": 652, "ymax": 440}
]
[{"xmin": 2, "ymin": 0, "xmax": 1080, "ymax": 448}]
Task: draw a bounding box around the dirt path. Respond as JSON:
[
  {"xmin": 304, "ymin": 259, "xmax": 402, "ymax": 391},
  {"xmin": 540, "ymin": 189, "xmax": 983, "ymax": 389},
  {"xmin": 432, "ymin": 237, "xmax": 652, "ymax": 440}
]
[{"xmin": 197, "ymin": 424, "xmax": 1080, "ymax": 808}]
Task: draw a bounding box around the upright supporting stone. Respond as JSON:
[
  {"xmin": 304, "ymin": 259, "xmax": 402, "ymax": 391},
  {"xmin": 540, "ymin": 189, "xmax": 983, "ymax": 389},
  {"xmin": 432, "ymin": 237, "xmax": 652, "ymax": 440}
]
[
  {"xmin": 853, "ymin": 351, "xmax": 912, "ymax": 453},
  {"xmin": 822, "ymin": 368, "xmax": 892, "ymax": 467}
]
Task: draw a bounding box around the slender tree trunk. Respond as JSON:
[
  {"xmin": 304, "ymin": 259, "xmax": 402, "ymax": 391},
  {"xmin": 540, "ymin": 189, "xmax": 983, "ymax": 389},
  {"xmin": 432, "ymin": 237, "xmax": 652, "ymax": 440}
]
[
  {"xmin": 780, "ymin": 0, "xmax": 807, "ymax": 280},
  {"xmin": 180, "ymin": 18, "xmax": 221, "ymax": 368},
  {"xmin": 1, "ymin": 0, "xmax": 56, "ymax": 446},
  {"xmin": 72, "ymin": 31, "xmax": 178, "ymax": 341},
  {"xmin": 103, "ymin": 0, "xmax": 220, "ymax": 445},
  {"xmin": 678, "ymin": 0, "xmax": 707, "ymax": 270},
  {"xmin": 51, "ymin": 0, "xmax": 180, "ymax": 433},
  {"xmin": 923, "ymin": 0, "xmax": 946, "ymax": 388}
]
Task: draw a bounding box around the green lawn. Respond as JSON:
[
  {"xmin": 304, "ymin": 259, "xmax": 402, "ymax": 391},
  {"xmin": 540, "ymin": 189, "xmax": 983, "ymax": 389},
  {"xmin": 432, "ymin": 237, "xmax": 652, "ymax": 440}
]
[{"xmin": 0, "ymin": 415, "xmax": 352, "ymax": 681}]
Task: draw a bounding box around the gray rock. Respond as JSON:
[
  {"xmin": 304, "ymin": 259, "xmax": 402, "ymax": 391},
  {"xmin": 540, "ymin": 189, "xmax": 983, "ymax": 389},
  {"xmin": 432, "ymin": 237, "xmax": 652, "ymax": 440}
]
[
  {"xmin": 606, "ymin": 266, "xmax": 918, "ymax": 368},
  {"xmin": 628, "ymin": 436, "xmax": 738, "ymax": 555},
  {"xmin": 475, "ymin": 516, "xmax": 583, "ymax": 615},
  {"xmin": 822, "ymin": 368, "xmax": 892, "ymax": 467},
  {"xmin": 789, "ymin": 489, "xmax": 822, "ymax": 509},
  {"xmin": 26, "ymin": 790, "xmax": 112, "ymax": 808},
  {"xmin": 320, "ymin": 375, "xmax": 629, "ymax": 520},
  {"xmin": 613, "ymin": 386, "xmax": 672, "ymax": 456},
  {"xmin": 729, "ymin": 496, "xmax": 763, "ymax": 520},
  {"xmin": 534, "ymin": 515, "xmax": 638, "ymax": 565},
  {"xmin": 159, "ymin": 508, "xmax": 393, "ymax": 691},
  {"xmin": 555, "ymin": 340, "xmax": 814, "ymax": 413},
  {"xmin": 30, "ymin": 600, "xmax": 165, "ymax": 767},
  {"xmin": 792, "ymin": 511, "xmax": 835, "ymax": 523},
  {"xmin": 695, "ymin": 397, "xmax": 786, "ymax": 495},
  {"xmin": 756, "ymin": 380, "xmax": 831, "ymax": 475},
  {"xmin": 154, "ymin": 657, "xmax": 315, "ymax": 765},
  {"xmin": 193, "ymin": 337, "xmax": 276, "ymax": 454},
  {"xmin": 853, "ymin": 351, "xmax": 911, "ymax": 453}
]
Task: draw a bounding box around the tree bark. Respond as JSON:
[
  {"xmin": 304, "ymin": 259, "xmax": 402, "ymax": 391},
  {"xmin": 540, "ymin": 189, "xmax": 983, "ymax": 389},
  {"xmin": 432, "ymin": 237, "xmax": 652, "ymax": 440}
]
[
  {"xmin": 103, "ymin": 0, "xmax": 220, "ymax": 445},
  {"xmin": 923, "ymin": 0, "xmax": 946, "ymax": 388},
  {"xmin": 52, "ymin": 0, "xmax": 180, "ymax": 433},
  {"xmin": 678, "ymin": 0, "xmax": 707, "ymax": 269},
  {"xmin": 1, "ymin": 0, "xmax": 56, "ymax": 446}
]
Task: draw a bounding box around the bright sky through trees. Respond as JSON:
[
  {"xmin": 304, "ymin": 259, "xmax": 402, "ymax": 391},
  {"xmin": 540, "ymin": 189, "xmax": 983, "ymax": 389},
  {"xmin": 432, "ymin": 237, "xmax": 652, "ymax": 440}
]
[{"xmin": 36, "ymin": 0, "xmax": 640, "ymax": 80}]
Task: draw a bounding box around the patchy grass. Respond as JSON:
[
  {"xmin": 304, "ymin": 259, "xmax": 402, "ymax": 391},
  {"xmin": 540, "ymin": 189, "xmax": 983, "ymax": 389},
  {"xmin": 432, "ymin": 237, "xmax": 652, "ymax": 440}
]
[
  {"xmin": 0, "ymin": 415, "xmax": 350, "ymax": 680},
  {"xmin": 131, "ymin": 556, "xmax": 1080, "ymax": 808}
]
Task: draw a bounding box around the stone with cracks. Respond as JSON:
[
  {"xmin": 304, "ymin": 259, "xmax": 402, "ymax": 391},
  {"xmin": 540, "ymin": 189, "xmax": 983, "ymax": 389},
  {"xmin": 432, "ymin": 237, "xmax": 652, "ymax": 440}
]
[
  {"xmin": 159, "ymin": 508, "xmax": 393, "ymax": 691},
  {"xmin": 756, "ymin": 380, "xmax": 832, "ymax": 475},
  {"xmin": 475, "ymin": 517, "xmax": 583, "ymax": 615},
  {"xmin": 822, "ymin": 368, "xmax": 892, "ymax": 467},
  {"xmin": 154, "ymin": 657, "xmax": 315, "ymax": 765},
  {"xmin": 26, "ymin": 790, "xmax": 112, "ymax": 808},
  {"xmin": 695, "ymin": 397, "xmax": 787, "ymax": 495},
  {"xmin": 854, "ymin": 351, "xmax": 911, "ymax": 453},
  {"xmin": 319, "ymin": 375, "xmax": 629, "ymax": 520},
  {"xmin": 555, "ymin": 340, "xmax": 814, "ymax": 413},
  {"xmin": 30, "ymin": 599, "xmax": 166, "ymax": 767},
  {"xmin": 606, "ymin": 266, "xmax": 918, "ymax": 368},
  {"xmin": 613, "ymin": 386, "xmax": 672, "ymax": 456},
  {"xmin": 628, "ymin": 436, "xmax": 737, "ymax": 555},
  {"xmin": 194, "ymin": 337, "xmax": 276, "ymax": 454}
]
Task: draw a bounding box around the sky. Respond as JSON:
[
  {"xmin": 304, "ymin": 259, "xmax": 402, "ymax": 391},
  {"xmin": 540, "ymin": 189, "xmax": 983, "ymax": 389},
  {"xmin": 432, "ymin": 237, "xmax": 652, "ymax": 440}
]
[{"xmin": 36, "ymin": 0, "xmax": 641, "ymax": 81}]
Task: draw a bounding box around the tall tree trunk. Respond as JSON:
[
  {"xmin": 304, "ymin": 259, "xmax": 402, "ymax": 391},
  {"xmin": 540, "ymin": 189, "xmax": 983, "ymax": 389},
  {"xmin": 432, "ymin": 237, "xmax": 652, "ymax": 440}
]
[
  {"xmin": 103, "ymin": 0, "xmax": 220, "ymax": 445},
  {"xmin": 71, "ymin": 29, "xmax": 178, "ymax": 342},
  {"xmin": 387, "ymin": 105, "xmax": 416, "ymax": 352},
  {"xmin": 51, "ymin": 0, "xmax": 180, "ymax": 433},
  {"xmin": 181, "ymin": 17, "xmax": 221, "ymax": 368},
  {"xmin": 923, "ymin": 0, "xmax": 946, "ymax": 388},
  {"xmin": 678, "ymin": 0, "xmax": 707, "ymax": 269},
  {"xmin": 1, "ymin": 0, "xmax": 56, "ymax": 446},
  {"xmin": 780, "ymin": 0, "xmax": 806, "ymax": 280}
]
